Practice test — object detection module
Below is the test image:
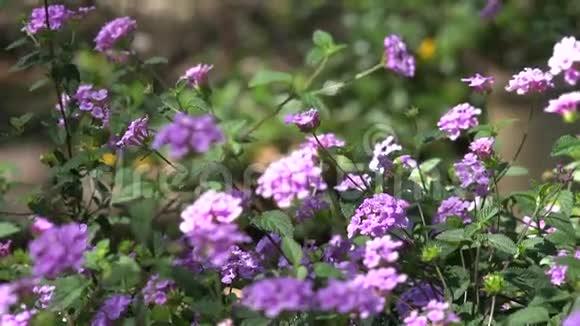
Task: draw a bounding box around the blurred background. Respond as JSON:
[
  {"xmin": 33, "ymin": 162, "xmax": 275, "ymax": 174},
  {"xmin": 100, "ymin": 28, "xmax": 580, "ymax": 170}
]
[{"xmin": 1, "ymin": 0, "xmax": 580, "ymax": 208}]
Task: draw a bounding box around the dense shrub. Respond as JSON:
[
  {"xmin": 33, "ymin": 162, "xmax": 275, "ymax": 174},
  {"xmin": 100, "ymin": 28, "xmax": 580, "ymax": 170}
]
[{"xmin": 1, "ymin": 2, "xmax": 580, "ymax": 325}]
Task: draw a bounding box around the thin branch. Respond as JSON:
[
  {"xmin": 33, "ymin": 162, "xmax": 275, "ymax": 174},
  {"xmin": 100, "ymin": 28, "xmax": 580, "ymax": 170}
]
[{"xmin": 44, "ymin": 0, "xmax": 73, "ymax": 158}]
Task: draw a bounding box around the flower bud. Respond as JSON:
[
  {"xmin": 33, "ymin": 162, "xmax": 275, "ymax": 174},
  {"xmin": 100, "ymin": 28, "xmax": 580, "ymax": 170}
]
[
  {"xmin": 484, "ymin": 273, "xmax": 505, "ymax": 295},
  {"xmin": 421, "ymin": 244, "xmax": 441, "ymax": 262}
]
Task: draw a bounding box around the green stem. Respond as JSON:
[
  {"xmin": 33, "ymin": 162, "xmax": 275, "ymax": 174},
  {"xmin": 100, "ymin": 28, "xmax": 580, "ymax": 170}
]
[
  {"xmin": 312, "ymin": 63, "xmax": 383, "ymax": 95},
  {"xmin": 240, "ymin": 94, "xmax": 294, "ymax": 139},
  {"xmin": 312, "ymin": 133, "xmax": 367, "ymax": 192},
  {"xmin": 435, "ymin": 264, "xmax": 450, "ymax": 301},
  {"xmin": 44, "ymin": 0, "xmax": 73, "ymax": 159},
  {"xmin": 305, "ymin": 56, "xmax": 328, "ymax": 89},
  {"xmin": 487, "ymin": 296, "xmax": 496, "ymax": 326}
]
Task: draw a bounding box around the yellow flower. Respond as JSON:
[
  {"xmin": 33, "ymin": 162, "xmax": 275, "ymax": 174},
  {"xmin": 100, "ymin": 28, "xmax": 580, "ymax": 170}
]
[
  {"xmin": 101, "ymin": 153, "xmax": 117, "ymax": 167},
  {"xmin": 418, "ymin": 37, "xmax": 436, "ymax": 60},
  {"xmin": 134, "ymin": 155, "xmax": 155, "ymax": 173}
]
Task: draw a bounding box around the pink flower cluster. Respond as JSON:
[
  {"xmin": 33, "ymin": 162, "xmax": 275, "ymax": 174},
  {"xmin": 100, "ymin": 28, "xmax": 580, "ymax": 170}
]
[{"xmin": 256, "ymin": 147, "xmax": 327, "ymax": 208}]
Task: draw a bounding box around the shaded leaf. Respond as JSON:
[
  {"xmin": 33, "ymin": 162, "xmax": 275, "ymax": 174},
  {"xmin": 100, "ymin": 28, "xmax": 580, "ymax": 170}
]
[
  {"xmin": 0, "ymin": 222, "xmax": 20, "ymax": 238},
  {"xmin": 281, "ymin": 236, "xmax": 303, "ymax": 267},
  {"xmin": 249, "ymin": 70, "xmax": 292, "ymax": 88},
  {"xmin": 48, "ymin": 275, "xmax": 90, "ymax": 312},
  {"xmin": 551, "ymin": 135, "xmax": 580, "ymax": 157},
  {"xmin": 487, "ymin": 234, "xmax": 517, "ymax": 255},
  {"xmin": 436, "ymin": 229, "xmax": 465, "ymax": 242},
  {"xmin": 507, "ymin": 306, "xmax": 549, "ymax": 325},
  {"xmin": 251, "ymin": 210, "xmax": 294, "ymax": 238}
]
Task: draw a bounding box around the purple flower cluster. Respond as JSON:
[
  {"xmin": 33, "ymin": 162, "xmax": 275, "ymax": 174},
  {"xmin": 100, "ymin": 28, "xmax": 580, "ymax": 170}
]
[
  {"xmin": 256, "ymin": 148, "xmax": 327, "ymax": 208},
  {"xmin": 180, "ymin": 64, "xmax": 213, "ymax": 87},
  {"xmin": 24, "ymin": 4, "xmax": 73, "ymax": 34},
  {"xmin": 461, "ymin": 73, "xmax": 495, "ymax": 93},
  {"xmin": 91, "ymin": 294, "xmax": 132, "ymax": 326},
  {"xmin": 116, "ymin": 116, "xmax": 149, "ymax": 148},
  {"xmin": 94, "ymin": 17, "xmax": 137, "ymax": 52},
  {"xmin": 153, "ymin": 113, "xmax": 225, "ymax": 159},
  {"xmin": 454, "ymin": 153, "xmax": 491, "ymax": 196},
  {"xmin": 0, "ymin": 284, "xmax": 18, "ymax": 315},
  {"xmin": 358, "ymin": 268, "xmax": 407, "ymax": 293},
  {"xmin": 469, "ymin": 137, "xmax": 495, "ymax": 159},
  {"xmin": 384, "ymin": 35, "xmax": 415, "ymax": 77},
  {"xmin": 219, "ymin": 246, "xmax": 262, "ymax": 284},
  {"xmin": 434, "ymin": 196, "xmax": 472, "ymax": 224},
  {"xmin": 480, "ymin": 0, "xmax": 502, "ymax": 19},
  {"xmin": 369, "ymin": 136, "xmax": 402, "ymax": 173},
  {"xmin": 31, "ymin": 216, "xmax": 54, "ymax": 235},
  {"xmin": 548, "ymin": 36, "xmax": 580, "ymax": 85},
  {"xmin": 33, "ymin": 285, "xmax": 55, "ymax": 309},
  {"xmin": 363, "ymin": 235, "xmax": 403, "ymax": 269},
  {"xmin": 317, "ymin": 277, "xmax": 385, "ymax": 318},
  {"xmin": 301, "ymin": 133, "xmax": 345, "ymax": 151},
  {"xmin": 0, "ymin": 240, "xmax": 11, "ymax": 257},
  {"xmin": 505, "ymin": 68, "xmax": 553, "ymax": 95},
  {"xmin": 545, "ymin": 249, "xmax": 579, "ymax": 286},
  {"xmin": 398, "ymin": 155, "xmax": 418, "ymax": 169},
  {"xmin": 1, "ymin": 309, "xmax": 36, "ymax": 326},
  {"xmin": 241, "ymin": 277, "xmax": 314, "ymax": 318},
  {"xmin": 187, "ymin": 222, "xmax": 250, "ymax": 266},
  {"xmin": 73, "ymin": 84, "xmax": 111, "ymax": 128},
  {"xmin": 179, "ymin": 190, "xmax": 249, "ymax": 266},
  {"xmin": 396, "ymin": 282, "xmax": 444, "ymax": 317},
  {"xmin": 284, "ymin": 108, "xmax": 320, "ymax": 132},
  {"xmin": 180, "ymin": 190, "xmax": 243, "ymax": 234},
  {"xmin": 347, "ymin": 193, "xmax": 410, "ymax": 238},
  {"xmin": 28, "ymin": 223, "xmax": 88, "ymax": 279},
  {"xmin": 546, "ymin": 264, "xmax": 567, "ymax": 286},
  {"xmin": 296, "ymin": 194, "xmax": 329, "ymax": 221},
  {"xmin": 437, "ymin": 103, "xmax": 481, "ymax": 141},
  {"xmin": 335, "ymin": 173, "xmax": 370, "ymax": 192},
  {"xmin": 564, "ymin": 310, "xmax": 580, "ymax": 326},
  {"xmin": 545, "ymin": 91, "xmax": 580, "ymax": 118},
  {"xmin": 142, "ymin": 275, "xmax": 174, "ymax": 305},
  {"xmin": 404, "ymin": 300, "xmax": 460, "ymax": 326}
]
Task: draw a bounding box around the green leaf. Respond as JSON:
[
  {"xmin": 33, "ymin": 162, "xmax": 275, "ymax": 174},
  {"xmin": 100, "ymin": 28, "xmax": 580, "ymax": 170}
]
[
  {"xmin": 409, "ymin": 158, "xmax": 441, "ymax": 187},
  {"xmin": 144, "ymin": 56, "xmax": 168, "ymax": 65},
  {"xmin": 112, "ymin": 180, "xmax": 156, "ymax": 204},
  {"xmin": 281, "ymin": 236, "xmax": 303, "ymax": 267},
  {"xmin": 557, "ymin": 190, "xmax": 574, "ymax": 217},
  {"xmin": 521, "ymin": 237, "xmax": 543, "ymax": 250},
  {"xmin": 505, "ymin": 166, "xmax": 528, "ymax": 177},
  {"xmin": 53, "ymin": 64, "xmax": 80, "ymax": 94},
  {"xmin": 251, "ymin": 210, "xmax": 294, "ymax": 238},
  {"xmin": 241, "ymin": 318, "xmax": 270, "ymax": 326},
  {"xmin": 313, "ymin": 262, "xmax": 343, "ymax": 279},
  {"xmin": 48, "ymin": 275, "xmax": 90, "ymax": 312},
  {"xmin": 551, "ymin": 135, "xmax": 580, "ymax": 157},
  {"xmin": 29, "ymin": 78, "xmax": 49, "ymax": 91},
  {"xmin": 507, "ymin": 306, "xmax": 549, "ymax": 326},
  {"xmin": 10, "ymin": 113, "xmax": 34, "ymax": 130},
  {"xmin": 436, "ymin": 229, "xmax": 465, "ymax": 242},
  {"xmin": 5, "ymin": 37, "xmax": 28, "ymax": 51},
  {"xmin": 84, "ymin": 239, "xmax": 110, "ymax": 270},
  {"xmin": 475, "ymin": 205, "xmax": 499, "ymax": 223},
  {"xmin": 9, "ymin": 51, "xmax": 39, "ymax": 72},
  {"xmin": 249, "ymin": 70, "xmax": 292, "ymax": 88},
  {"xmin": 151, "ymin": 305, "xmax": 172, "ymax": 322},
  {"xmin": 103, "ymin": 256, "xmax": 141, "ymax": 290},
  {"xmin": 487, "ymin": 234, "xmax": 517, "ymax": 255},
  {"xmin": 0, "ymin": 222, "xmax": 20, "ymax": 238},
  {"xmin": 546, "ymin": 230, "xmax": 575, "ymax": 245},
  {"xmin": 306, "ymin": 47, "xmax": 325, "ymax": 66},
  {"xmin": 313, "ymin": 30, "xmax": 334, "ymax": 48},
  {"xmin": 128, "ymin": 199, "xmax": 156, "ymax": 244}
]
